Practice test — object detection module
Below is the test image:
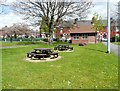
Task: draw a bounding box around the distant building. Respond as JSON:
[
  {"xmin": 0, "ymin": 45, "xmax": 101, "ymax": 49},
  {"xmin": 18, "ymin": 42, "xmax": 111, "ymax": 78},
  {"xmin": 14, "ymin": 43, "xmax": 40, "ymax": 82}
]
[{"xmin": 70, "ymin": 25, "xmax": 97, "ymax": 44}]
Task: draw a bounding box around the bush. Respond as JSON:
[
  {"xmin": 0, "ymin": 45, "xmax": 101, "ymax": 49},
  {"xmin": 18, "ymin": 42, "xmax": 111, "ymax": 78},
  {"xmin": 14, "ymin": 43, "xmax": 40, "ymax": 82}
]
[
  {"xmin": 33, "ymin": 38, "xmax": 43, "ymax": 41},
  {"xmin": 21, "ymin": 38, "xmax": 32, "ymax": 41},
  {"xmin": 78, "ymin": 43, "xmax": 87, "ymax": 46},
  {"xmin": 42, "ymin": 38, "xmax": 48, "ymax": 42},
  {"xmin": 56, "ymin": 38, "xmax": 60, "ymax": 42},
  {"xmin": 16, "ymin": 41, "xmax": 41, "ymax": 45},
  {"xmin": 111, "ymin": 36, "xmax": 120, "ymax": 42},
  {"xmin": 12, "ymin": 38, "xmax": 20, "ymax": 41}
]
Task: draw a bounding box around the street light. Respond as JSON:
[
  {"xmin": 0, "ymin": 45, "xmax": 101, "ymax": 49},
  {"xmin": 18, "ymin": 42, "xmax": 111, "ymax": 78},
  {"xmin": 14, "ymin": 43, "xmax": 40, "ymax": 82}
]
[{"xmin": 107, "ymin": 0, "xmax": 111, "ymax": 53}]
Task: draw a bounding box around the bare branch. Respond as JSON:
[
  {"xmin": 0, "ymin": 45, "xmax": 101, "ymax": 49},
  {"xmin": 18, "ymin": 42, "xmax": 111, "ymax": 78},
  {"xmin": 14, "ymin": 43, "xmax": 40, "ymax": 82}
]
[{"xmin": 11, "ymin": 0, "xmax": 93, "ymax": 44}]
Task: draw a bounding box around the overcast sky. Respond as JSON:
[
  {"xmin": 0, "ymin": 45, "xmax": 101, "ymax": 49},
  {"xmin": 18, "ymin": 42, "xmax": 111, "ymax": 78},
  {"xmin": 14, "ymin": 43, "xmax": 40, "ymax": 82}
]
[{"xmin": 0, "ymin": 0, "xmax": 120, "ymax": 28}]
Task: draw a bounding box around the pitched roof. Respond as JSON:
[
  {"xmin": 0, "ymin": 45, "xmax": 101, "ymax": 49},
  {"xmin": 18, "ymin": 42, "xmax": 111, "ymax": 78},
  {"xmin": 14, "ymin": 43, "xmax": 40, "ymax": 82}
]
[{"xmin": 70, "ymin": 25, "xmax": 97, "ymax": 33}]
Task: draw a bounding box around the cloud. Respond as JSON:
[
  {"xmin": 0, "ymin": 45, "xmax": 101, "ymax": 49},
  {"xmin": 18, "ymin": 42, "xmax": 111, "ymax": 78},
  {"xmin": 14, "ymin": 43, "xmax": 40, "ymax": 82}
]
[
  {"xmin": 0, "ymin": 12, "xmax": 25, "ymax": 28},
  {"xmin": 0, "ymin": 0, "xmax": 119, "ymax": 28},
  {"xmin": 86, "ymin": 0, "xmax": 118, "ymax": 20},
  {"xmin": 93, "ymin": 0, "xmax": 120, "ymax": 3},
  {"xmin": 5, "ymin": 0, "xmax": 16, "ymax": 4}
]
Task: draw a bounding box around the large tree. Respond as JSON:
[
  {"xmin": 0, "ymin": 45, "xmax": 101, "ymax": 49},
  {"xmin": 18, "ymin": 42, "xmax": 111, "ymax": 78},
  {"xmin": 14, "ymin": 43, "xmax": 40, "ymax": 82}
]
[{"xmin": 12, "ymin": 0, "xmax": 93, "ymax": 44}]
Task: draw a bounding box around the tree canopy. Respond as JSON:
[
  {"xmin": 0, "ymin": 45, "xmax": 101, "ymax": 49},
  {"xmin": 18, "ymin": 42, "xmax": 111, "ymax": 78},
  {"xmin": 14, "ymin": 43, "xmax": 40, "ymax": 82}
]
[{"xmin": 91, "ymin": 13, "xmax": 104, "ymax": 32}]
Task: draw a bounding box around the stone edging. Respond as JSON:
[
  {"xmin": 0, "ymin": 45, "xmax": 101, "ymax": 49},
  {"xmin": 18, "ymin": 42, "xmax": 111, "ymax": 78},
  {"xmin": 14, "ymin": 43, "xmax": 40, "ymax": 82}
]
[{"xmin": 24, "ymin": 56, "xmax": 61, "ymax": 62}]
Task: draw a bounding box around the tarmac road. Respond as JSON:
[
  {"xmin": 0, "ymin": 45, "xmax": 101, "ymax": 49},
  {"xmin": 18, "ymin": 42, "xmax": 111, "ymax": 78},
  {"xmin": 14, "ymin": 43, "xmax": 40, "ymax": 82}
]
[{"xmin": 102, "ymin": 42, "xmax": 120, "ymax": 58}]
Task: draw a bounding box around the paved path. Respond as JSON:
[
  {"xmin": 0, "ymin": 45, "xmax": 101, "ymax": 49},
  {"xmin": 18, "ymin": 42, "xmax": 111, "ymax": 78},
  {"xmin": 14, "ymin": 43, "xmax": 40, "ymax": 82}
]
[{"xmin": 102, "ymin": 42, "xmax": 120, "ymax": 57}]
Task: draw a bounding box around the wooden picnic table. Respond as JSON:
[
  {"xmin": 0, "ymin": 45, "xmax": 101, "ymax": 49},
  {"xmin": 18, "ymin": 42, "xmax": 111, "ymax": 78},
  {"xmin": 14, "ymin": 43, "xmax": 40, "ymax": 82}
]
[
  {"xmin": 54, "ymin": 44, "xmax": 73, "ymax": 51},
  {"xmin": 27, "ymin": 48, "xmax": 58, "ymax": 59},
  {"xmin": 34, "ymin": 48, "xmax": 51, "ymax": 53}
]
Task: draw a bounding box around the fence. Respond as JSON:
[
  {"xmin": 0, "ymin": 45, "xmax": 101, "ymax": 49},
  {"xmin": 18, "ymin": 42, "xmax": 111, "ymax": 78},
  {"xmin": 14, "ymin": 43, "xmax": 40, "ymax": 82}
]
[{"xmin": 0, "ymin": 38, "xmax": 43, "ymax": 42}]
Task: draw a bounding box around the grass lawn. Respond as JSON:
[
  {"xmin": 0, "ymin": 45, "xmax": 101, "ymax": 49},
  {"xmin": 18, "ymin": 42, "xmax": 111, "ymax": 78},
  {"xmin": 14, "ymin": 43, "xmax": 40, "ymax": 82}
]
[
  {"xmin": 112, "ymin": 42, "xmax": 120, "ymax": 45},
  {"xmin": 2, "ymin": 43, "xmax": 118, "ymax": 89},
  {"xmin": 0, "ymin": 41, "xmax": 68, "ymax": 47},
  {"xmin": 0, "ymin": 41, "xmax": 44, "ymax": 47}
]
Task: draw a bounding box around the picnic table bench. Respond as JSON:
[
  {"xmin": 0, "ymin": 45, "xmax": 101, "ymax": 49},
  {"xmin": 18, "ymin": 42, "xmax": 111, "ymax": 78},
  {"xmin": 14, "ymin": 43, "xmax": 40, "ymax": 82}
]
[
  {"xmin": 27, "ymin": 48, "xmax": 58, "ymax": 59},
  {"xmin": 51, "ymin": 52, "xmax": 58, "ymax": 58},
  {"xmin": 54, "ymin": 44, "xmax": 73, "ymax": 51}
]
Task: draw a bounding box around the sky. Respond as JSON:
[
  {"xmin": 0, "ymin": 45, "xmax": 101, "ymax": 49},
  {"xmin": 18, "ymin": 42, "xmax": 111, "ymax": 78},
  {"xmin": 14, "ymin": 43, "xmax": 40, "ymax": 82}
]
[{"xmin": 0, "ymin": 0, "xmax": 120, "ymax": 29}]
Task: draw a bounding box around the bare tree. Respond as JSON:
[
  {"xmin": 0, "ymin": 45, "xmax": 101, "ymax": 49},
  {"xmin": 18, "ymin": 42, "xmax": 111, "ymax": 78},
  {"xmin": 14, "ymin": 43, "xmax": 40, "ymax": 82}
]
[{"xmin": 12, "ymin": 0, "xmax": 93, "ymax": 44}]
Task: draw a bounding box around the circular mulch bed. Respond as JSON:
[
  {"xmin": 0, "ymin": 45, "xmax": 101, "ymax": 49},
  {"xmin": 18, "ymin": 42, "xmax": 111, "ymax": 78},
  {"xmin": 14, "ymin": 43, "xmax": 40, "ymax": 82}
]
[
  {"xmin": 24, "ymin": 56, "xmax": 61, "ymax": 62},
  {"xmin": 55, "ymin": 50, "xmax": 74, "ymax": 52}
]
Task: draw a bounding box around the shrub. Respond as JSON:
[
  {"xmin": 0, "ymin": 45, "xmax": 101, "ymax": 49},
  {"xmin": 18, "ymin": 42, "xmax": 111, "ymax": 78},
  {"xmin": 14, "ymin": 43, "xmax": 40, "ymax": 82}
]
[
  {"xmin": 16, "ymin": 41, "xmax": 41, "ymax": 45},
  {"xmin": 33, "ymin": 38, "xmax": 43, "ymax": 41},
  {"xmin": 111, "ymin": 36, "xmax": 120, "ymax": 42},
  {"xmin": 78, "ymin": 43, "xmax": 87, "ymax": 46},
  {"xmin": 43, "ymin": 38, "xmax": 48, "ymax": 42},
  {"xmin": 21, "ymin": 38, "xmax": 32, "ymax": 41},
  {"xmin": 56, "ymin": 37, "xmax": 60, "ymax": 42}
]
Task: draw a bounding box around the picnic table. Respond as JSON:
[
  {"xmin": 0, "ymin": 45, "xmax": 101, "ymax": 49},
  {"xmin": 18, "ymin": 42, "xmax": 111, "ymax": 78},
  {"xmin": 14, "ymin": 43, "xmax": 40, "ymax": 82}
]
[
  {"xmin": 27, "ymin": 48, "xmax": 58, "ymax": 59},
  {"xmin": 54, "ymin": 44, "xmax": 73, "ymax": 51}
]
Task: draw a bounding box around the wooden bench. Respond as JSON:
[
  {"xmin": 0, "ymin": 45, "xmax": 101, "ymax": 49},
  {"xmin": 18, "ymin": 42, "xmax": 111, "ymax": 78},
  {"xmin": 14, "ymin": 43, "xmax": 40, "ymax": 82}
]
[
  {"xmin": 27, "ymin": 52, "xmax": 47, "ymax": 59},
  {"xmin": 69, "ymin": 47, "xmax": 73, "ymax": 50},
  {"xmin": 54, "ymin": 44, "xmax": 73, "ymax": 51},
  {"xmin": 50, "ymin": 52, "xmax": 58, "ymax": 59},
  {"xmin": 27, "ymin": 52, "xmax": 35, "ymax": 58},
  {"xmin": 33, "ymin": 54, "xmax": 47, "ymax": 59}
]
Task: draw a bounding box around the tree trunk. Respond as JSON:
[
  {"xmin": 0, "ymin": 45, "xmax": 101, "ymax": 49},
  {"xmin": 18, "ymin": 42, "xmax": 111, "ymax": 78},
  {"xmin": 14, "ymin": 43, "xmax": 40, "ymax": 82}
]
[{"xmin": 48, "ymin": 15, "xmax": 54, "ymax": 45}]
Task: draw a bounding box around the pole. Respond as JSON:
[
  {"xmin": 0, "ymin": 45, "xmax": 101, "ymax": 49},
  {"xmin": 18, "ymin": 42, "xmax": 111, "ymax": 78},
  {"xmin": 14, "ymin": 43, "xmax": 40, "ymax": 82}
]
[{"xmin": 107, "ymin": 0, "xmax": 111, "ymax": 53}]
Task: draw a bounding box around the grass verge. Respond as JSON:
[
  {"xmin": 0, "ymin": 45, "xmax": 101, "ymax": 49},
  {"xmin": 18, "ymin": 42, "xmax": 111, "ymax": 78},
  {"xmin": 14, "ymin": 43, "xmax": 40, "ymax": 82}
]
[{"xmin": 112, "ymin": 42, "xmax": 120, "ymax": 45}]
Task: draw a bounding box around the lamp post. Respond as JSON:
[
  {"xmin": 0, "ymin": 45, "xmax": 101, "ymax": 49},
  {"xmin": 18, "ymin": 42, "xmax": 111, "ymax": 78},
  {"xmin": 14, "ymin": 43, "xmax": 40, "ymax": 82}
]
[{"xmin": 107, "ymin": 0, "xmax": 111, "ymax": 53}]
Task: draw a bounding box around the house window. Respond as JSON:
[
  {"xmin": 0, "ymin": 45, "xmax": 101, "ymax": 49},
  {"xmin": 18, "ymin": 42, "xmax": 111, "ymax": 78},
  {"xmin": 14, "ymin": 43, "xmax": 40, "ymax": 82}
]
[
  {"xmin": 82, "ymin": 34, "xmax": 88, "ymax": 39},
  {"xmin": 73, "ymin": 34, "xmax": 79, "ymax": 40}
]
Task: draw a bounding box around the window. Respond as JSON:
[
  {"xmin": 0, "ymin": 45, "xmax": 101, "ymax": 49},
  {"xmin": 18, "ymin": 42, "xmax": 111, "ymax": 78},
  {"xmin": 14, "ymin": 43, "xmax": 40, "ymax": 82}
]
[
  {"xmin": 82, "ymin": 34, "xmax": 88, "ymax": 39},
  {"xmin": 73, "ymin": 34, "xmax": 79, "ymax": 40}
]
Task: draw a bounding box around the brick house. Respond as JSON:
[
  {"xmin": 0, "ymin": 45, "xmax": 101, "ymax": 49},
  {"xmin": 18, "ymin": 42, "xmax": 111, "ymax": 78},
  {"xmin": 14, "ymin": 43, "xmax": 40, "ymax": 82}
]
[
  {"xmin": 56, "ymin": 27, "xmax": 70, "ymax": 38},
  {"xmin": 70, "ymin": 25, "xmax": 97, "ymax": 44},
  {"xmin": 56, "ymin": 27, "xmax": 71, "ymax": 41},
  {"xmin": 97, "ymin": 26, "xmax": 120, "ymax": 41},
  {"xmin": 56, "ymin": 20, "xmax": 97, "ymax": 44}
]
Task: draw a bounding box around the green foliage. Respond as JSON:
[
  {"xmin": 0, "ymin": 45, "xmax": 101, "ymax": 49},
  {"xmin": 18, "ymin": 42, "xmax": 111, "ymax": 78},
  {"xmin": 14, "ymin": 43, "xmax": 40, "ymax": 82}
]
[
  {"xmin": 53, "ymin": 27, "xmax": 57, "ymax": 32},
  {"xmin": 16, "ymin": 41, "xmax": 42, "ymax": 45},
  {"xmin": 42, "ymin": 38, "xmax": 48, "ymax": 42},
  {"xmin": 56, "ymin": 37, "xmax": 60, "ymax": 42},
  {"xmin": 111, "ymin": 36, "xmax": 120, "ymax": 42},
  {"xmin": 113, "ymin": 42, "xmax": 120, "ymax": 45},
  {"xmin": 39, "ymin": 16, "xmax": 49, "ymax": 33},
  {"xmin": 91, "ymin": 13, "xmax": 104, "ymax": 31}
]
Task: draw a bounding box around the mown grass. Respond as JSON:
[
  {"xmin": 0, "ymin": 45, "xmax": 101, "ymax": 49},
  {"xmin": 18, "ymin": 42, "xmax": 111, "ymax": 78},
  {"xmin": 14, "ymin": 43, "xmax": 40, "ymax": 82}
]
[
  {"xmin": 2, "ymin": 43, "xmax": 118, "ymax": 89},
  {"xmin": 0, "ymin": 41, "xmax": 68, "ymax": 47},
  {"xmin": 0, "ymin": 41, "xmax": 45, "ymax": 47},
  {"xmin": 112, "ymin": 42, "xmax": 120, "ymax": 45}
]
